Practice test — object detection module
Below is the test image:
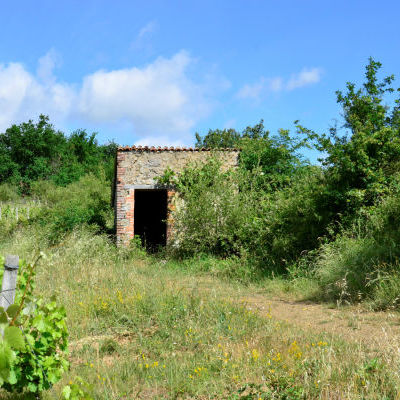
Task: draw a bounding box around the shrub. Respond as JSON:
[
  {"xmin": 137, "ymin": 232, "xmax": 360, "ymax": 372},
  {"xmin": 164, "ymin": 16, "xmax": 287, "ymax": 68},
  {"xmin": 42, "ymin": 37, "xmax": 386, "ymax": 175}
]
[
  {"xmin": 162, "ymin": 159, "xmax": 329, "ymax": 273},
  {"xmin": 0, "ymin": 115, "xmax": 116, "ymax": 192},
  {"xmin": 302, "ymin": 58, "xmax": 400, "ymax": 218},
  {"xmin": 239, "ymin": 167, "xmax": 330, "ymax": 272},
  {"xmin": 195, "ymin": 120, "xmax": 309, "ymax": 192},
  {"xmin": 0, "ymin": 184, "xmax": 19, "ymax": 202},
  {"xmin": 164, "ymin": 158, "xmax": 246, "ymax": 258},
  {"xmin": 37, "ymin": 173, "xmax": 113, "ymax": 243},
  {"xmin": 316, "ymin": 177, "xmax": 400, "ymax": 307}
]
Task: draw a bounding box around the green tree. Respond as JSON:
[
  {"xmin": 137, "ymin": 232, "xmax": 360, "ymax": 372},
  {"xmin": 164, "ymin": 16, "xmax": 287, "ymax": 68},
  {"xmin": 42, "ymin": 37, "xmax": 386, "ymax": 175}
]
[
  {"xmin": 0, "ymin": 115, "xmax": 117, "ymax": 191},
  {"xmin": 195, "ymin": 120, "xmax": 308, "ymax": 191},
  {"xmin": 195, "ymin": 128, "xmax": 241, "ymax": 148},
  {"xmin": 302, "ymin": 58, "xmax": 400, "ymax": 213},
  {"xmin": 0, "ymin": 115, "xmax": 67, "ymax": 187}
]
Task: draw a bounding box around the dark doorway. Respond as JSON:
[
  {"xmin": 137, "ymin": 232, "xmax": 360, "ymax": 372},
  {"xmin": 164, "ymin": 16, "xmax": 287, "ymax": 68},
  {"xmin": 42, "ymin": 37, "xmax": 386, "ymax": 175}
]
[{"xmin": 134, "ymin": 189, "xmax": 167, "ymax": 251}]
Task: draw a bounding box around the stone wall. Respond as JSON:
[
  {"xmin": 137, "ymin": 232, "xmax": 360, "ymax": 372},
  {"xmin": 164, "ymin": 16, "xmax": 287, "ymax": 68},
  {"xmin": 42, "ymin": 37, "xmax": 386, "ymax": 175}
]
[
  {"xmin": 119, "ymin": 148, "xmax": 238, "ymax": 186},
  {"xmin": 114, "ymin": 147, "xmax": 239, "ymax": 246}
]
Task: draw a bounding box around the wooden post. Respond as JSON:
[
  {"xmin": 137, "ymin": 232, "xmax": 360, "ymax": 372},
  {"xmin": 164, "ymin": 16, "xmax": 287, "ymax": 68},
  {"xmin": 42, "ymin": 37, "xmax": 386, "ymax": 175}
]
[{"xmin": 0, "ymin": 255, "xmax": 19, "ymax": 309}]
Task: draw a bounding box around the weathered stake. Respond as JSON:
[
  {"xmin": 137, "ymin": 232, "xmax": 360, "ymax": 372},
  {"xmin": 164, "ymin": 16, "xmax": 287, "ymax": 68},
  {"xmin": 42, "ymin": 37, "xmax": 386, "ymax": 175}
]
[{"xmin": 0, "ymin": 255, "xmax": 19, "ymax": 309}]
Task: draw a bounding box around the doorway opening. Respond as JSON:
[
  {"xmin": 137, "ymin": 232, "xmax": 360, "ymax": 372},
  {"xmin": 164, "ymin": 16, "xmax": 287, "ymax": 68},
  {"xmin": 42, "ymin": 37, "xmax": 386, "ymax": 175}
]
[{"xmin": 134, "ymin": 189, "xmax": 167, "ymax": 251}]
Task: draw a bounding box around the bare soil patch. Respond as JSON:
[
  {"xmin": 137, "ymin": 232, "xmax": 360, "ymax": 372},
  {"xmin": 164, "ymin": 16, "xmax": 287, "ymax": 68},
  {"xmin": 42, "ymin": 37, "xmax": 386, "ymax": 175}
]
[
  {"xmin": 169, "ymin": 273, "xmax": 400, "ymax": 350},
  {"xmin": 239, "ymin": 294, "xmax": 400, "ymax": 349}
]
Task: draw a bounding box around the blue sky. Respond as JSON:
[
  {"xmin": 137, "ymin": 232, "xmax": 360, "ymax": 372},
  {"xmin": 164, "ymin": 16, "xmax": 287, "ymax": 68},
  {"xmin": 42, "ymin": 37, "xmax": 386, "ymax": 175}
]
[{"xmin": 1, "ymin": 0, "xmax": 399, "ymax": 160}]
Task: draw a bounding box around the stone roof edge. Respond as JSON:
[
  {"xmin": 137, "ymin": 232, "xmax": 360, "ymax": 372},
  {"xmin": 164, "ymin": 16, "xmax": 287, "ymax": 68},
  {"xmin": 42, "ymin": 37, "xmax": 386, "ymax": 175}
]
[{"xmin": 117, "ymin": 146, "xmax": 239, "ymax": 152}]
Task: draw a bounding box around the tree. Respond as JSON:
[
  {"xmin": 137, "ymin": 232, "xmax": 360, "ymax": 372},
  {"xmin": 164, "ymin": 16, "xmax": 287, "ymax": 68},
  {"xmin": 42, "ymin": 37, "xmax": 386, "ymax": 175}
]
[
  {"xmin": 0, "ymin": 115, "xmax": 117, "ymax": 191},
  {"xmin": 195, "ymin": 120, "xmax": 308, "ymax": 190},
  {"xmin": 0, "ymin": 115, "xmax": 67, "ymax": 187},
  {"xmin": 303, "ymin": 58, "xmax": 400, "ymax": 211},
  {"xmin": 195, "ymin": 128, "xmax": 241, "ymax": 148}
]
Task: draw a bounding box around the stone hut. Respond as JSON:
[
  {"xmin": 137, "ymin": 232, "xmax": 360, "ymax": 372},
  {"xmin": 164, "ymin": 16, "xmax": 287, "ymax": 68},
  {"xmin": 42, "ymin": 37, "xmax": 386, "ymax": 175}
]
[{"xmin": 114, "ymin": 146, "xmax": 239, "ymax": 247}]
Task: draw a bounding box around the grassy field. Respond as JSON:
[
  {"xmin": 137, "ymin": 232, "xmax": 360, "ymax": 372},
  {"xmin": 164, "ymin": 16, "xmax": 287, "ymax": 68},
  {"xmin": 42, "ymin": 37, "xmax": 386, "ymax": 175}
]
[{"xmin": 0, "ymin": 226, "xmax": 399, "ymax": 399}]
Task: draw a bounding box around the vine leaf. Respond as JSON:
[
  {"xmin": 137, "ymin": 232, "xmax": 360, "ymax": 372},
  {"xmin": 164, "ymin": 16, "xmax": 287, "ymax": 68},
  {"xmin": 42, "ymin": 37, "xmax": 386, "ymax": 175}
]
[
  {"xmin": 6, "ymin": 305, "xmax": 19, "ymax": 319},
  {"xmin": 62, "ymin": 385, "xmax": 71, "ymax": 399},
  {"xmin": 4, "ymin": 326, "xmax": 25, "ymax": 351},
  {"xmin": 8, "ymin": 369, "xmax": 17, "ymax": 384},
  {"xmin": 0, "ymin": 342, "xmax": 15, "ymax": 382},
  {"xmin": 0, "ymin": 309, "xmax": 7, "ymax": 324}
]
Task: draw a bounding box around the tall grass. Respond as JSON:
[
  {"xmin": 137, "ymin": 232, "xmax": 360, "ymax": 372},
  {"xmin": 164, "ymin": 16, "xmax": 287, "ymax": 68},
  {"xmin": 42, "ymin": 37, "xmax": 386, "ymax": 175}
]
[
  {"xmin": 315, "ymin": 179, "xmax": 400, "ymax": 308},
  {"xmin": 0, "ymin": 175, "xmax": 400, "ymax": 397},
  {"xmin": 1, "ymin": 224, "xmax": 400, "ymax": 399}
]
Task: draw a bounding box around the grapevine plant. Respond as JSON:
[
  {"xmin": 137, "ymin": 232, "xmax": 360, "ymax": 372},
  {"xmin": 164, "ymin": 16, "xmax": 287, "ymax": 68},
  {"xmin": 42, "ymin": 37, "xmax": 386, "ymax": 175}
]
[{"xmin": 0, "ymin": 254, "xmax": 69, "ymax": 395}]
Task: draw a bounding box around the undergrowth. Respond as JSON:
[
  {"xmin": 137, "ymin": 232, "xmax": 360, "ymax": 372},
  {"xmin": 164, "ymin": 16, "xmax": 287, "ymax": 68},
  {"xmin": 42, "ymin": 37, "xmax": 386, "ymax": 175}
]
[
  {"xmin": 1, "ymin": 224, "xmax": 400, "ymax": 398},
  {"xmin": 0, "ymin": 172, "xmax": 398, "ymax": 397}
]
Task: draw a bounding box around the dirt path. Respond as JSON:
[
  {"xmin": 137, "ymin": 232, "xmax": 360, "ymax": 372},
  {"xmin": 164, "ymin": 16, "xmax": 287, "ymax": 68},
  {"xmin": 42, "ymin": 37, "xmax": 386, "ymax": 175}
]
[
  {"xmin": 239, "ymin": 294, "xmax": 400, "ymax": 350},
  {"xmin": 174, "ymin": 275, "xmax": 400, "ymax": 350}
]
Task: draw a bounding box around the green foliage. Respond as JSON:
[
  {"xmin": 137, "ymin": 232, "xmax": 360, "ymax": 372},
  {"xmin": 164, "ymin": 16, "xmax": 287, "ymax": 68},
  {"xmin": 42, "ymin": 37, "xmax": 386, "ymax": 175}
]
[
  {"xmin": 0, "ymin": 255, "xmax": 69, "ymax": 394},
  {"xmin": 301, "ymin": 58, "xmax": 400, "ymax": 216},
  {"xmin": 154, "ymin": 166, "xmax": 176, "ymax": 187},
  {"xmin": 239, "ymin": 167, "xmax": 330, "ymax": 271},
  {"xmin": 0, "ymin": 173, "xmax": 113, "ymax": 245},
  {"xmin": 195, "ymin": 120, "xmax": 309, "ymax": 191},
  {"xmin": 0, "ymin": 184, "xmax": 19, "ymax": 202},
  {"xmin": 195, "ymin": 128, "xmax": 241, "ymax": 148},
  {"xmin": 0, "ymin": 115, "xmax": 116, "ymax": 192},
  {"xmin": 37, "ymin": 173, "xmax": 113, "ymax": 242},
  {"xmin": 0, "ymin": 200, "xmax": 46, "ymax": 238},
  {"xmin": 316, "ymin": 175, "xmax": 400, "ymax": 307},
  {"xmin": 160, "ymin": 158, "xmax": 245, "ymax": 257},
  {"xmin": 162, "ymin": 121, "xmax": 316, "ymax": 270},
  {"xmin": 161, "ymin": 158, "xmax": 326, "ymax": 272},
  {"xmin": 179, "ymin": 59, "xmax": 400, "ymax": 286},
  {"xmin": 61, "ymin": 376, "xmax": 94, "ymax": 400}
]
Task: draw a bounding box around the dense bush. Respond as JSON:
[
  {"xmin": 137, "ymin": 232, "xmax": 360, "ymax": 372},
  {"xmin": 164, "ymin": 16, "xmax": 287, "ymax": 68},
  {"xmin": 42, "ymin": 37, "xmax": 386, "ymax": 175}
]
[
  {"xmin": 0, "ymin": 183, "xmax": 19, "ymax": 202},
  {"xmin": 196, "ymin": 120, "xmax": 309, "ymax": 191},
  {"xmin": 0, "ymin": 115, "xmax": 116, "ymax": 192},
  {"xmin": 161, "ymin": 159, "xmax": 247, "ymax": 258},
  {"xmin": 301, "ymin": 58, "xmax": 400, "ymax": 220},
  {"xmin": 316, "ymin": 176, "xmax": 400, "ymax": 308},
  {"xmin": 161, "ymin": 159, "xmax": 330, "ymax": 272},
  {"xmin": 36, "ymin": 173, "xmax": 113, "ymax": 243},
  {"xmin": 239, "ymin": 167, "xmax": 330, "ymax": 270}
]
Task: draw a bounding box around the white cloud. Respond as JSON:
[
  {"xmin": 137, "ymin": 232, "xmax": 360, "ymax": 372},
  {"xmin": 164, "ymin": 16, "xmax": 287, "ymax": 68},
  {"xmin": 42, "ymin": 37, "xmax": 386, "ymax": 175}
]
[
  {"xmin": 236, "ymin": 76, "xmax": 283, "ymax": 100},
  {"xmin": 236, "ymin": 79, "xmax": 265, "ymax": 100},
  {"xmin": 135, "ymin": 135, "xmax": 186, "ymax": 147},
  {"xmin": 0, "ymin": 63, "xmax": 33, "ymax": 129},
  {"xmin": 269, "ymin": 77, "xmax": 283, "ymax": 92},
  {"xmin": 36, "ymin": 49, "xmax": 61, "ymax": 84},
  {"xmin": 286, "ymin": 68, "xmax": 322, "ymax": 90},
  {"xmin": 0, "ymin": 57, "xmax": 75, "ymax": 131},
  {"xmin": 138, "ymin": 21, "xmax": 157, "ymax": 39},
  {"xmin": 0, "ymin": 50, "xmax": 222, "ymax": 145},
  {"xmin": 237, "ymin": 68, "xmax": 321, "ymax": 100},
  {"xmin": 131, "ymin": 21, "xmax": 158, "ymax": 51},
  {"xmin": 77, "ymin": 51, "xmax": 210, "ymax": 137}
]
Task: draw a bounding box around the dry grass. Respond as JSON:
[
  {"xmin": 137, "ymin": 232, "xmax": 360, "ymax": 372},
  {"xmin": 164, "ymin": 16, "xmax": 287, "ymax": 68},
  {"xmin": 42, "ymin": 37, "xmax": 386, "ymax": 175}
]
[{"xmin": 0, "ymin": 227, "xmax": 400, "ymax": 399}]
